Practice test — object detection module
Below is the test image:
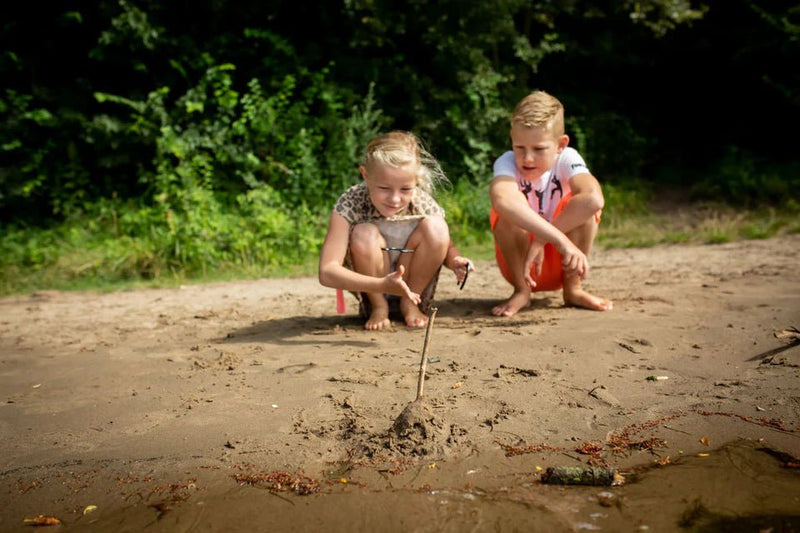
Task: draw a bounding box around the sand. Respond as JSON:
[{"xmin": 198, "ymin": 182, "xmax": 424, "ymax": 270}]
[{"xmin": 1, "ymin": 235, "xmax": 799, "ymax": 531}]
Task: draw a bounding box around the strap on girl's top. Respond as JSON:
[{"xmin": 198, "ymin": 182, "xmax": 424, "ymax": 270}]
[{"xmin": 336, "ymin": 288, "xmax": 346, "ymax": 313}]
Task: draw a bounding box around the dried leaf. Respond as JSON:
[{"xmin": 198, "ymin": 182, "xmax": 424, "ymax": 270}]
[
  {"xmin": 774, "ymin": 327, "xmax": 800, "ymax": 340},
  {"xmin": 22, "ymin": 515, "xmax": 61, "ymax": 526}
]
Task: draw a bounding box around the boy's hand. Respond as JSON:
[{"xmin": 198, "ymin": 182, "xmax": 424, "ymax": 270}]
[
  {"xmin": 450, "ymin": 256, "xmax": 474, "ymax": 286},
  {"xmin": 559, "ymin": 242, "xmax": 589, "ymax": 278},
  {"xmin": 524, "ymin": 241, "xmax": 545, "ymax": 288},
  {"xmin": 385, "ymin": 265, "xmax": 421, "ymax": 304}
]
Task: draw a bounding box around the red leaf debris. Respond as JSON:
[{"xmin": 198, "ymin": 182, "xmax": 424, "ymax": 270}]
[
  {"xmin": 494, "ymin": 440, "xmax": 564, "ymax": 457},
  {"xmin": 232, "ymin": 470, "xmax": 320, "ymax": 495}
]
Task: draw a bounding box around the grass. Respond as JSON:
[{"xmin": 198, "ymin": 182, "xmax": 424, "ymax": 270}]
[
  {"xmin": 599, "ymin": 201, "xmax": 800, "ymax": 249},
  {"xmin": 0, "ymin": 253, "xmax": 321, "ymax": 297},
  {"xmin": 2, "ymin": 192, "xmax": 798, "ymax": 298}
]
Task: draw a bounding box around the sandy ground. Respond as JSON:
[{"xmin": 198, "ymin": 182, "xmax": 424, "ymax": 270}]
[{"xmin": 1, "ymin": 235, "xmax": 799, "ymax": 532}]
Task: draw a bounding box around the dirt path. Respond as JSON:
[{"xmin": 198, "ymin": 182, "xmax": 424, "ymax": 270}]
[{"xmin": 1, "ymin": 235, "xmax": 799, "ymax": 531}]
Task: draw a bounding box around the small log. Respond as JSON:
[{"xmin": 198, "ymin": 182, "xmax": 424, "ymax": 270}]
[{"xmin": 541, "ymin": 466, "xmax": 619, "ymax": 486}]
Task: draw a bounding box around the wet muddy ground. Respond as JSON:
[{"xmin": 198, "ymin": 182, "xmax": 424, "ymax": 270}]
[
  {"xmin": 5, "ymin": 439, "xmax": 800, "ymax": 532},
  {"xmin": 2, "ymin": 235, "xmax": 799, "ymax": 531}
]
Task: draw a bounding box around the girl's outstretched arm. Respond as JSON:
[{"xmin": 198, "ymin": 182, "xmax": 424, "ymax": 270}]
[{"xmin": 318, "ymin": 211, "xmax": 420, "ymax": 303}]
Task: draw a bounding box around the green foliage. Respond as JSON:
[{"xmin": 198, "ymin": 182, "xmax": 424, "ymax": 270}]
[
  {"xmin": 84, "ymin": 62, "xmax": 387, "ymax": 277},
  {"xmin": 102, "ymin": 62, "xmax": 386, "ymax": 209},
  {"xmin": 2, "ymin": 0, "xmax": 798, "ymax": 294},
  {"xmin": 441, "ymin": 54, "xmax": 509, "ymax": 182},
  {"xmin": 568, "ymin": 112, "xmax": 652, "ymax": 181},
  {"xmin": 1, "ymin": 54, "xmax": 389, "ymax": 289},
  {"xmin": 96, "ymin": 0, "xmax": 163, "ymax": 53},
  {"xmin": 624, "ymin": 0, "xmax": 708, "ymax": 37},
  {"xmin": 691, "ymin": 147, "xmax": 800, "ymax": 207},
  {"xmin": 602, "ymin": 182, "xmax": 653, "ymax": 219},
  {"xmin": 438, "ymin": 179, "xmax": 493, "ymax": 247},
  {"xmin": 0, "ymin": 89, "xmax": 92, "ymax": 219}
]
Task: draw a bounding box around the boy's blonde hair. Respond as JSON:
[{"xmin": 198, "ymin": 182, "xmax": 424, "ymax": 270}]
[
  {"xmin": 362, "ymin": 131, "xmax": 447, "ymax": 195},
  {"xmin": 511, "ymin": 90, "xmax": 565, "ymax": 138}
]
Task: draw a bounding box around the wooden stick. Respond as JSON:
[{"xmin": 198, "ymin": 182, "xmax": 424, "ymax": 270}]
[{"xmin": 415, "ymin": 307, "xmax": 438, "ymax": 401}]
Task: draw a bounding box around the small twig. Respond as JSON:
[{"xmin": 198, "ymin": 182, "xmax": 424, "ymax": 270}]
[
  {"xmin": 415, "ymin": 307, "xmax": 438, "ymax": 401},
  {"xmin": 662, "ymin": 424, "xmax": 691, "ymax": 435}
]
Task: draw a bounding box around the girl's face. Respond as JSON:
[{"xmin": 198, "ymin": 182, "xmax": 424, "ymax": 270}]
[
  {"xmin": 360, "ymin": 163, "xmax": 417, "ymax": 218},
  {"xmin": 510, "ymin": 123, "xmax": 568, "ymax": 181}
]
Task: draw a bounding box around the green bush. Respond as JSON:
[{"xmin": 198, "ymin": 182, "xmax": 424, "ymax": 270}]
[
  {"xmin": 438, "ymin": 179, "xmax": 493, "ymax": 247},
  {"xmin": 88, "ymin": 63, "xmax": 387, "ymax": 276},
  {"xmin": 692, "ymin": 146, "xmax": 800, "ymax": 207}
]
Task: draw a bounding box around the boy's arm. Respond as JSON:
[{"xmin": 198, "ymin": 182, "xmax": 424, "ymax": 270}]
[
  {"xmin": 550, "ymin": 173, "xmax": 604, "ymax": 235},
  {"xmin": 490, "ymin": 176, "xmax": 588, "ymax": 277},
  {"xmin": 490, "ymin": 177, "xmax": 574, "ymax": 251},
  {"xmin": 318, "ymin": 211, "xmax": 419, "ymax": 301}
]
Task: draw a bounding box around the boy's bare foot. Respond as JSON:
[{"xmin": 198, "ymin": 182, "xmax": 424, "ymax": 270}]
[
  {"xmin": 564, "ymin": 288, "xmax": 613, "ymax": 311},
  {"xmin": 365, "ymin": 305, "xmax": 391, "ymax": 330},
  {"xmin": 492, "ymin": 289, "xmax": 531, "ymax": 317},
  {"xmin": 400, "ymin": 299, "xmax": 428, "ymax": 328}
]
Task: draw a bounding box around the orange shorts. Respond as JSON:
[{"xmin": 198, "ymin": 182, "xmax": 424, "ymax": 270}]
[{"xmin": 490, "ymin": 193, "xmax": 601, "ymax": 292}]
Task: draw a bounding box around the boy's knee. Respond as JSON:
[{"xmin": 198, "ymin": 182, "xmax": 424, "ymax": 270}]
[
  {"xmin": 582, "ymin": 214, "xmax": 600, "ymax": 232},
  {"xmin": 491, "ymin": 215, "xmax": 515, "ymax": 237},
  {"xmin": 566, "ymin": 216, "xmax": 599, "ymax": 246},
  {"xmin": 492, "ymin": 216, "xmax": 529, "ymax": 251}
]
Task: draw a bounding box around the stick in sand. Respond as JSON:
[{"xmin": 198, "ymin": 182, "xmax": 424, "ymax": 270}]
[{"xmin": 415, "ymin": 307, "xmax": 438, "ymax": 401}]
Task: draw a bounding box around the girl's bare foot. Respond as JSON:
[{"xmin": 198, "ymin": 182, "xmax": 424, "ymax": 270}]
[
  {"xmin": 564, "ymin": 288, "xmax": 613, "ymax": 311},
  {"xmin": 492, "ymin": 289, "xmax": 531, "ymax": 317},
  {"xmin": 365, "ymin": 305, "xmax": 391, "ymax": 330},
  {"xmin": 400, "ymin": 299, "xmax": 428, "ymax": 328}
]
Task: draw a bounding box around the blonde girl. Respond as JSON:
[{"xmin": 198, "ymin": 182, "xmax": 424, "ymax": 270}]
[{"xmin": 319, "ymin": 131, "xmax": 473, "ymax": 330}]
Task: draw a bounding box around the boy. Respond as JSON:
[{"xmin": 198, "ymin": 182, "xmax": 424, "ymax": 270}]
[{"xmin": 489, "ymin": 90, "xmax": 612, "ymax": 316}]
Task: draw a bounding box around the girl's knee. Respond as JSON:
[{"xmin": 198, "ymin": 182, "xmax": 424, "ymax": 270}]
[
  {"xmin": 415, "ymin": 216, "xmax": 450, "ymax": 247},
  {"xmin": 350, "ymin": 223, "xmax": 384, "ymax": 255}
]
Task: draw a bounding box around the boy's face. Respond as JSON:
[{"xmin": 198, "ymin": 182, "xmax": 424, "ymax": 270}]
[
  {"xmin": 510, "ymin": 123, "xmax": 568, "ymax": 181},
  {"xmin": 360, "ymin": 163, "xmax": 417, "ymax": 218}
]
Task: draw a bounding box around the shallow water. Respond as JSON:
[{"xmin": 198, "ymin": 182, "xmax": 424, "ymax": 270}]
[{"xmin": 28, "ymin": 439, "xmax": 800, "ymax": 532}]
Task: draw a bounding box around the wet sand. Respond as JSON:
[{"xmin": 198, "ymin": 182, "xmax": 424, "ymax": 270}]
[{"xmin": 1, "ymin": 235, "xmax": 799, "ymax": 531}]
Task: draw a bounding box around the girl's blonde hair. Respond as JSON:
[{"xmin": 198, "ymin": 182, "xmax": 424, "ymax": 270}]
[
  {"xmin": 511, "ymin": 90, "xmax": 565, "ymax": 138},
  {"xmin": 362, "ymin": 131, "xmax": 447, "ymax": 195}
]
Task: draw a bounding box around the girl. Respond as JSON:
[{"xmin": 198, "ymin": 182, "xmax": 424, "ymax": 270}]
[{"xmin": 319, "ymin": 131, "xmax": 473, "ymax": 330}]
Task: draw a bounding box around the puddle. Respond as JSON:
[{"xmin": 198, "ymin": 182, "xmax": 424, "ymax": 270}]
[
  {"xmin": 569, "ymin": 439, "xmax": 800, "ymax": 531},
  {"xmin": 22, "ymin": 439, "xmax": 800, "ymax": 532}
]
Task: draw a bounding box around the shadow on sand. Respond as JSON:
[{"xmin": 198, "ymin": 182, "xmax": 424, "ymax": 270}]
[{"xmin": 218, "ymin": 295, "xmax": 561, "ymax": 346}]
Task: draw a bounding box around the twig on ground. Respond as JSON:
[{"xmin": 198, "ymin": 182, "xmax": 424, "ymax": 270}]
[{"xmin": 415, "ymin": 307, "xmax": 438, "ymax": 401}]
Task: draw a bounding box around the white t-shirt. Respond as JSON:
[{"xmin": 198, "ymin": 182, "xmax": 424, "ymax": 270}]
[{"xmin": 492, "ymin": 147, "xmax": 589, "ymax": 222}]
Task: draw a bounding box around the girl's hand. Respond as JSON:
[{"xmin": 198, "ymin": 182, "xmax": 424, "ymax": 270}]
[
  {"xmin": 450, "ymin": 256, "xmax": 474, "ymax": 286},
  {"xmin": 385, "ymin": 265, "xmax": 421, "ymax": 304},
  {"xmin": 523, "ymin": 241, "xmax": 545, "ymax": 289}
]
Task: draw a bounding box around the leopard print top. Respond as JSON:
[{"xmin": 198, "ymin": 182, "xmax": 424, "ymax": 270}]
[{"xmin": 333, "ymin": 182, "xmax": 445, "ymax": 224}]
